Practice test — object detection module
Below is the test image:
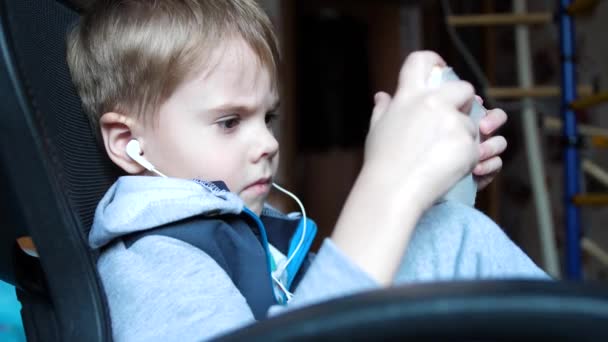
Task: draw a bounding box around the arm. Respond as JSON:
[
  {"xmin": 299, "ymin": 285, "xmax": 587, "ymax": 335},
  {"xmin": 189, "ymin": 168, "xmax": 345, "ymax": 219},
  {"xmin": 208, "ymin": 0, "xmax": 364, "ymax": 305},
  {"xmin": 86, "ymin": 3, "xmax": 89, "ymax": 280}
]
[
  {"xmin": 101, "ymin": 235, "xmax": 381, "ymax": 340},
  {"xmin": 331, "ymin": 51, "xmax": 480, "ymax": 285}
]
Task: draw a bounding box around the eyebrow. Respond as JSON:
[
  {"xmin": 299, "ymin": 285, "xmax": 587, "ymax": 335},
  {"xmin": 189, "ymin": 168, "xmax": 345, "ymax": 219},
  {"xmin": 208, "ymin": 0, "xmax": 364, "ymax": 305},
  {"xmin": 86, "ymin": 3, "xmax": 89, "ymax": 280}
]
[{"xmin": 213, "ymin": 100, "xmax": 280, "ymax": 114}]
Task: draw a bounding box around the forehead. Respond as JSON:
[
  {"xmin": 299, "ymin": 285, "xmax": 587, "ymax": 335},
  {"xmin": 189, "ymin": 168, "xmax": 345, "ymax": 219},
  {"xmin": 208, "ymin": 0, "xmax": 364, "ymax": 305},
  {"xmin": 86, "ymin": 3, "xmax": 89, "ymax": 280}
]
[
  {"xmin": 153, "ymin": 40, "xmax": 278, "ymax": 121},
  {"xmin": 182, "ymin": 39, "xmax": 278, "ymax": 105},
  {"xmin": 146, "ymin": 39, "xmax": 278, "ymax": 131}
]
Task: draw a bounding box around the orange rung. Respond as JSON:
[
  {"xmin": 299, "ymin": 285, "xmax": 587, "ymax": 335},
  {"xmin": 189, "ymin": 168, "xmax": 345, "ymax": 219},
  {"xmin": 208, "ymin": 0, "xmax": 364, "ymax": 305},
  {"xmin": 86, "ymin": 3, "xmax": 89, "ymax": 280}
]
[
  {"xmin": 573, "ymin": 194, "xmax": 608, "ymax": 206},
  {"xmin": 567, "ymin": 0, "xmax": 600, "ymax": 16},
  {"xmin": 591, "ymin": 136, "xmax": 608, "ymax": 149},
  {"xmin": 570, "ymin": 91, "xmax": 608, "ymax": 110}
]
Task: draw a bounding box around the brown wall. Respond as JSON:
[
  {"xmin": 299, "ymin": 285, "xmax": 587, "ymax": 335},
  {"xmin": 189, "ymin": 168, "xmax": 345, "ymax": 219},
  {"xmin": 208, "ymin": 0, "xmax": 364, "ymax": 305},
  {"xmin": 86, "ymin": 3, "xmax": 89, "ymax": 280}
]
[{"xmin": 274, "ymin": 0, "xmax": 404, "ymax": 247}]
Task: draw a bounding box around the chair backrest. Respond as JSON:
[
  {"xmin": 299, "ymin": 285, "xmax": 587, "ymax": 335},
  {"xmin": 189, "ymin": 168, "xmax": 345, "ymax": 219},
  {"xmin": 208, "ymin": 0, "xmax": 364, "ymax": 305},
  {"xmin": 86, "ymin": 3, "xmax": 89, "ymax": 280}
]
[{"xmin": 0, "ymin": 0, "xmax": 121, "ymax": 340}]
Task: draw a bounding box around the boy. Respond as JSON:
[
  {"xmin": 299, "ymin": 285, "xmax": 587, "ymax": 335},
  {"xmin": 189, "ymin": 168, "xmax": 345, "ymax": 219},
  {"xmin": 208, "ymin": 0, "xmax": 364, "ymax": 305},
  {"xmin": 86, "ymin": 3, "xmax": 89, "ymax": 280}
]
[{"xmin": 66, "ymin": 0, "xmax": 546, "ymax": 340}]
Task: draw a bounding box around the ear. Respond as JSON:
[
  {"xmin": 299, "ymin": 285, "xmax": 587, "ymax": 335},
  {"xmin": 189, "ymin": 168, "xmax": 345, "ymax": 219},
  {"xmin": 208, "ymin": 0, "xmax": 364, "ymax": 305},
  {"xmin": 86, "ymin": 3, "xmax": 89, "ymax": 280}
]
[{"xmin": 99, "ymin": 112, "xmax": 146, "ymax": 174}]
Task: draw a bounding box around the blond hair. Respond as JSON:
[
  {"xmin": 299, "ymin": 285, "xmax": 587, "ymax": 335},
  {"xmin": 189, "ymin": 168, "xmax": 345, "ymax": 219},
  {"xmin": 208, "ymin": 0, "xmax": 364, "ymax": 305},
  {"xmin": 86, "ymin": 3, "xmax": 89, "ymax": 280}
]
[{"xmin": 66, "ymin": 0, "xmax": 280, "ymax": 133}]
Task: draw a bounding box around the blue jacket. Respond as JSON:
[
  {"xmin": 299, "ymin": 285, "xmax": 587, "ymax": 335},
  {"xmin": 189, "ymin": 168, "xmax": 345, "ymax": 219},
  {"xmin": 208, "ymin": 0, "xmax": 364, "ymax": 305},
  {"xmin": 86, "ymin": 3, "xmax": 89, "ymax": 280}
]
[{"xmin": 89, "ymin": 176, "xmax": 548, "ymax": 341}]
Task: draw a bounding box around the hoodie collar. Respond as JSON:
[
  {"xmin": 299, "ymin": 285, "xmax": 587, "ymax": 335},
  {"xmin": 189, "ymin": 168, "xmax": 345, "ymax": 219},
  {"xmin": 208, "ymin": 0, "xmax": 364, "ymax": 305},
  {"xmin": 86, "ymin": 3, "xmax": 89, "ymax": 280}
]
[{"xmin": 89, "ymin": 176, "xmax": 245, "ymax": 249}]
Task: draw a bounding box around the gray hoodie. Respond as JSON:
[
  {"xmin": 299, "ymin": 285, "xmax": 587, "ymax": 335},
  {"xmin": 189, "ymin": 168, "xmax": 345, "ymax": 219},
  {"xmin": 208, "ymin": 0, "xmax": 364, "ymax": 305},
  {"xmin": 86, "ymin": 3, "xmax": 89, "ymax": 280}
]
[{"xmin": 90, "ymin": 176, "xmax": 548, "ymax": 341}]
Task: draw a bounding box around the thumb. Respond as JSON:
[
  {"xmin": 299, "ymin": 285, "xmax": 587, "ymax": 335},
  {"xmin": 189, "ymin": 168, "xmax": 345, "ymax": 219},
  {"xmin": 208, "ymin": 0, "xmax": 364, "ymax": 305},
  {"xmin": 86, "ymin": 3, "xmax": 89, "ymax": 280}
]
[{"xmin": 370, "ymin": 91, "xmax": 392, "ymax": 129}]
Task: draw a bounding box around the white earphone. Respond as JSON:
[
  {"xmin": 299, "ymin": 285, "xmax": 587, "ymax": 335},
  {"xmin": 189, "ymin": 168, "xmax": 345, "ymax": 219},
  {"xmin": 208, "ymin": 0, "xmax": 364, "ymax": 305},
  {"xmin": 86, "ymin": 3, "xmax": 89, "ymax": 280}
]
[
  {"xmin": 125, "ymin": 138, "xmax": 305, "ymax": 302},
  {"xmin": 126, "ymin": 139, "xmax": 167, "ymax": 177}
]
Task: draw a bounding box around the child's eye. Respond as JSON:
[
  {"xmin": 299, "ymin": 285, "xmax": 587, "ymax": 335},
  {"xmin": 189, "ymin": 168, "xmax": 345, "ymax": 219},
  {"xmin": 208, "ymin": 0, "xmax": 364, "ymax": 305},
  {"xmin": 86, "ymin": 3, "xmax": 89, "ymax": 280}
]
[
  {"xmin": 217, "ymin": 116, "xmax": 240, "ymax": 132},
  {"xmin": 265, "ymin": 112, "xmax": 279, "ymax": 127}
]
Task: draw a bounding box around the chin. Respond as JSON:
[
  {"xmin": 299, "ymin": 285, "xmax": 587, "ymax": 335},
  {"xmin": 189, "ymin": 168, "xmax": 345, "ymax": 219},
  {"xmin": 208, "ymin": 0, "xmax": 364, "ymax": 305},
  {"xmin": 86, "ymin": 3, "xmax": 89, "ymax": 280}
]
[
  {"xmin": 241, "ymin": 198, "xmax": 261, "ymax": 214},
  {"xmin": 249, "ymin": 204, "xmax": 263, "ymax": 215}
]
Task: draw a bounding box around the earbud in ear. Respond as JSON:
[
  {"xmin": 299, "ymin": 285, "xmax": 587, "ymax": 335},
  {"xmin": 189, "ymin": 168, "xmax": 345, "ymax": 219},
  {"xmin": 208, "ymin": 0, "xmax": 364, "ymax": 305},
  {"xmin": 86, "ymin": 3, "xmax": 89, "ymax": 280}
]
[{"xmin": 125, "ymin": 139, "xmax": 167, "ymax": 178}]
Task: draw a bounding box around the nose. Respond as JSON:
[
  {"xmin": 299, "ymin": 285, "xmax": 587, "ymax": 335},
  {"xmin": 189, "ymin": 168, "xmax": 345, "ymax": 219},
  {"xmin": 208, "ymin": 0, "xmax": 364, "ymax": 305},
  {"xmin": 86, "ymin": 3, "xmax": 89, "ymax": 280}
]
[{"xmin": 251, "ymin": 125, "xmax": 279, "ymax": 163}]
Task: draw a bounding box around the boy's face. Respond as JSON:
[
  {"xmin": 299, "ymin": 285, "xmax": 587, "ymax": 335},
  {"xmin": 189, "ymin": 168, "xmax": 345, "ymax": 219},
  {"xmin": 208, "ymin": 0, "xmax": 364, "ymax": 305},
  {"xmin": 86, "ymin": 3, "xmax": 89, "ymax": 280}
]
[{"xmin": 136, "ymin": 38, "xmax": 280, "ymax": 214}]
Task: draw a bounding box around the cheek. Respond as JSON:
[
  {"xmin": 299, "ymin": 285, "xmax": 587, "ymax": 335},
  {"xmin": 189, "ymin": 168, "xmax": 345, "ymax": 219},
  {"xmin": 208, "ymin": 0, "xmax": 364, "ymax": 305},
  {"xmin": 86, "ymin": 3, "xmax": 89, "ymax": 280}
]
[
  {"xmin": 273, "ymin": 151, "xmax": 280, "ymax": 171},
  {"xmin": 150, "ymin": 122, "xmax": 229, "ymax": 180},
  {"xmin": 192, "ymin": 150, "xmax": 243, "ymax": 186}
]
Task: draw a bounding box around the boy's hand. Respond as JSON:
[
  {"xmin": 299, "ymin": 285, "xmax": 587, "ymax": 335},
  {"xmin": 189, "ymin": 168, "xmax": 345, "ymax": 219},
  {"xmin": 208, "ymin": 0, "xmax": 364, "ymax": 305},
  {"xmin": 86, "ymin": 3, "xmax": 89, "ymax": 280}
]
[
  {"xmin": 372, "ymin": 94, "xmax": 508, "ymax": 193},
  {"xmin": 473, "ymin": 100, "xmax": 508, "ymax": 190},
  {"xmin": 333, "ymin": 51, "xmax": 480, "ymax": 284},
  {"xmin": 364, "ymin": 51, "xmax": 480, "ymax": 210}
]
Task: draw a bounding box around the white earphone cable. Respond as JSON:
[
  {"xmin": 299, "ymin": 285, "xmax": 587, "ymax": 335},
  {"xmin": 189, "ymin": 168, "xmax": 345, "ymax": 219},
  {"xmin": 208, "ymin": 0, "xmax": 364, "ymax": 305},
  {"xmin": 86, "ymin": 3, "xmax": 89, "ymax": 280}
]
[
  {"xmin": 271, "ymin": 182, "xmax": 307, "ymax": 278},
  {"xmin": 151, "ymin": 168, "xmax": 168, "ymax": 178},
  {"xmin": 271, "ymin": 273, "xmax": 294, "ymax": 302},
  {"xmin": 126, "ymin": 140, "xmax": 304, "ymax": 302}
]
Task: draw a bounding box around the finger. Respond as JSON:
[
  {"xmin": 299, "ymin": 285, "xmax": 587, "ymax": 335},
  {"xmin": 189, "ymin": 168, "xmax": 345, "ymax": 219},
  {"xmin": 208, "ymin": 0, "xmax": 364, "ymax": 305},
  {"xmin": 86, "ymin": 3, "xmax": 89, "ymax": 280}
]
[
  {"xmin": 446, "ymin": 107, "xmax": 478, "ymax": 140},
  {"xmin": 475, "ymin": 174, "xmax": 495, "ymax": 191},
  {"xmin": 478, "ymin": 135, "xmax": 507, "ymax": 160},
  {"xmin": 460, "ymin": 111, "xmax": 478, "ymax": 140},
  {"xmin": 473, "ymin": 156, "xmax": 503, "ymax": 176},
  {"xmin": 431, "ymin": 81, "xmax": 475, "ymax": 112},
  {"xmin": 396, "ymin": 51, "xmax": 446, "ymax": 94},
  {"xmin": 479, "ymin": 108, "xmax": 508, "ymax": 136},
  {"xmin": 475, "ymin": 95, "xmax": 484, "ymax": 105},
  {"xmin": 370, "ymin": 91, "xmax": 392, "ymax": 128}
]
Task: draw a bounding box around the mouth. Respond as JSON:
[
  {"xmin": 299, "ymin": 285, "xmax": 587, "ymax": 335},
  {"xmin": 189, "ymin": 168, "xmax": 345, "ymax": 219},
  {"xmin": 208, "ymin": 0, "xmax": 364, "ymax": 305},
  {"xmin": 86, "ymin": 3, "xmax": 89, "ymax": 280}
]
[{"xmin": 243, "ymin": 177, "xmax": 272, "ymax": 195}]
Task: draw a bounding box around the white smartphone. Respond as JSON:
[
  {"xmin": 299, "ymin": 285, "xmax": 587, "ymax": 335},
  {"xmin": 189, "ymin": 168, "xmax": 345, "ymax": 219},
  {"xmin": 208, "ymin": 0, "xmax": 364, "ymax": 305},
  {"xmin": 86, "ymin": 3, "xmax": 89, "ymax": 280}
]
[{"xmin": 427, "ymin": 66, "xmax": 486, "ymax": 207}]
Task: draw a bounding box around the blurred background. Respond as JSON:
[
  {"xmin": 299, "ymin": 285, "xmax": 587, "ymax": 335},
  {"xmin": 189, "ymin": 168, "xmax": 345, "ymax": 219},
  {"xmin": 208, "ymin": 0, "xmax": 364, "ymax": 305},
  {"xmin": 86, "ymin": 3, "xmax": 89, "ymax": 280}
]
[
  {"xmin": 257, "ymin": 0, "xmax": 608, "ymax": 283},
  {"xmin": 2, "ymin": 0, "xmax": 607, "ymax": 339}
]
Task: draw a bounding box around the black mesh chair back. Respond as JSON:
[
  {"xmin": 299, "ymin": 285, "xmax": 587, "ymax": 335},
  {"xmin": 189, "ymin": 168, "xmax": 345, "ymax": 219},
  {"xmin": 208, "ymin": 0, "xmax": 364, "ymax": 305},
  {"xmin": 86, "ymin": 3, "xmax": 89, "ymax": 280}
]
[{"xmin": 0, "ymin": 0, "xmax": 121, "ymax": 340}]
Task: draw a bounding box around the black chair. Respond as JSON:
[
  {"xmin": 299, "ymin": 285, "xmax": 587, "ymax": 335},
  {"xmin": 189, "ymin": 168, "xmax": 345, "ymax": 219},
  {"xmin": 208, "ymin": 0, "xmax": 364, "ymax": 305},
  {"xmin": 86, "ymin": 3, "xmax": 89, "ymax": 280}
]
[
  {"xmin": 0, "ymin": 0, "xmax": 119, "ymax": 340},
  {"xmin": 2, "ymin": 0, "xmax": 608, "ymax": 341}
]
